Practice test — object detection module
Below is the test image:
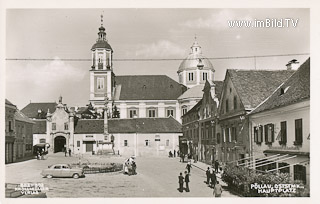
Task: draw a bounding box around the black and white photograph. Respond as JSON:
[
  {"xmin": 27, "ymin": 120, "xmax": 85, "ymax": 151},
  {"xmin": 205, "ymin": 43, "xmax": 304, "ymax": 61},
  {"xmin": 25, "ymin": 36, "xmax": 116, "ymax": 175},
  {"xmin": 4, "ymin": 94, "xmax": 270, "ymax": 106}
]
[{"xmin": 1, "ymin": 0, "xmax": 319, "ymax": 203}]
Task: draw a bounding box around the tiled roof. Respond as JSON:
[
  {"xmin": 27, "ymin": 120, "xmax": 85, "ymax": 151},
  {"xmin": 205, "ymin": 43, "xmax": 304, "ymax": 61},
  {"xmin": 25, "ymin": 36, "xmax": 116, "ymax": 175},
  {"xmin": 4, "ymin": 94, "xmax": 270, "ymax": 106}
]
[
  {"xmin": 74, "ymin": 117, "xmax": 182, "ymax": 134},
  {"xmin": 178, "ymin": 85, "xmax": 204, "ymax": 100},
  {"xmin": 182, "ymin": 99, "xmax": 202, "ymax": 118},
  {"xmin": 114, "ymin": 75, "xmax": 187, "ymax": 100},
  {"xmin": 14, "ymin": 109, "xmax": 34, "ymax": 124},
  {"xmin": 33, "ymin": 120, "xmax": 47, "ymax": 134},
  {"xmin": 21, "ymin": 102, "xmax": 57, "ymax": 118},
  {"xmin": 213, "ymin": 80, "xmax": 224, "ymax": 100},
  {"xmin": 251, "ymin": 58, "xmax": 310, "ymax": 114},
  {"xmin": 228, "ymin": 69, "xmax": 295, "ymax": 110},
  {"xmin": 74, "ymin": 119, "xmax": 104, "ymax": 134}
]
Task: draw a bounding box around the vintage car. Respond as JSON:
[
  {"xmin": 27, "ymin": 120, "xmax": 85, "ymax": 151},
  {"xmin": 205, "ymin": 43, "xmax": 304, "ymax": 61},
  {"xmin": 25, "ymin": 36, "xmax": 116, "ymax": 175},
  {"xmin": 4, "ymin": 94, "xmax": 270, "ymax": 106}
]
[{"xmin": 41, "ymin": 164, "xmax": 84, "ymax": 179}]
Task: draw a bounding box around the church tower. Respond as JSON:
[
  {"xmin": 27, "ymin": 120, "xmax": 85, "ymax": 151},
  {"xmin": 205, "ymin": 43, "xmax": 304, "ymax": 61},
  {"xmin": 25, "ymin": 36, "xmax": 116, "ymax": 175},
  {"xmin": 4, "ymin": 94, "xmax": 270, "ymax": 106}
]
[{"xmin": 89, "ymin": 15, "xmax": 115, "ymax": 113}]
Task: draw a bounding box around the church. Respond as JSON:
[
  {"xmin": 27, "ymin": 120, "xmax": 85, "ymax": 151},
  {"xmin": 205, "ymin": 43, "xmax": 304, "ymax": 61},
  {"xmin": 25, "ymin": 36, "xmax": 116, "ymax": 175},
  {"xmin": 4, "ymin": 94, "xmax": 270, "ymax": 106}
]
[{"xmin": 21, "ymin": 17, "xmax": 220, "ymax": 156}]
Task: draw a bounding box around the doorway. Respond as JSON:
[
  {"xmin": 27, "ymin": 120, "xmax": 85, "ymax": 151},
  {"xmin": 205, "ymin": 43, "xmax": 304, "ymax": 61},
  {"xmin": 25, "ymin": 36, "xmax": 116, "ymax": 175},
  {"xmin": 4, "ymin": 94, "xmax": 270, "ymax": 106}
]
[{"xmin": 54, "ymin": 136, "xmax": 66, "ymax": 153}]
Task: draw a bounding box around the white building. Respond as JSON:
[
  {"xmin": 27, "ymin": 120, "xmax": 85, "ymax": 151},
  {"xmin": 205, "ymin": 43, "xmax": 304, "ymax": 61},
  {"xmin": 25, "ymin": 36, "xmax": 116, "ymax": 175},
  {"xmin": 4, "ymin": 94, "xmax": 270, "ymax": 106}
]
[{"xmin": 249, "ymin": 58, "xmax": 310, "ymax": 186}]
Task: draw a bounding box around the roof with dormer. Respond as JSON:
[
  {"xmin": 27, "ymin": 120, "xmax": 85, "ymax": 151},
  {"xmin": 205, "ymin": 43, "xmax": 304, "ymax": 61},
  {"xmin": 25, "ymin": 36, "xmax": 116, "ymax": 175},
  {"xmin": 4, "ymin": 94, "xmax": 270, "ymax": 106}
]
[{"xmin": 250, "ymin": 58, "xmax": 310, "ymax": 114}]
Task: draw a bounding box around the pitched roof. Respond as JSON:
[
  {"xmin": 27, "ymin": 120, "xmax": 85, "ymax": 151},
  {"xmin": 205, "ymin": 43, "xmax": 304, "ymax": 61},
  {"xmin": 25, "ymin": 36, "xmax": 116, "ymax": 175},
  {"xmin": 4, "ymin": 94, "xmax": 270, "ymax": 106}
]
[
  {"xmin": 178, "ymin": 85, "xmax": 204, "ymax": 100},
  {"xmin": 5, "ymin": 99, "xmax": 16, "ymax": 107},
  {"xmin": 33, "ymin": 120, "xmax": 47, "ymax": 134},
  {"xmin": 74, "ymin": 117, "xmax": 182, "ymax": 134},
  {"xmin": 228, "ymin": 69, "xmax": 295, "ymax": 110},
  {"xmin": 14, "ymin": 109, "xmax": 34, "ymax": 124},
  {"xmin": 114, "ymin": 75, "xmax": 187, "ymax": 100},
  {"xmin": 251, "ymin": 58, "xmax": 310, "ymax": 114},
  {"xmin": 213, "ymin": 80, "xmax": 224, "ymax": 100},
  {"xmin": 21, "ymin": 102, "xmax": 57, "ymax": 118},
  {"xmin": 74, "ymin": 119, "xmax": 104, "ymax": 134}
]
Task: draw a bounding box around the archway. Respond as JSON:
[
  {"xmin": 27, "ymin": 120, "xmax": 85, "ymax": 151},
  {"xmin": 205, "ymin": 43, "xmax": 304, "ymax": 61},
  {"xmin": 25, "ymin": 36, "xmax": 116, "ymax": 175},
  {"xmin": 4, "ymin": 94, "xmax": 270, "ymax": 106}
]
[{"xmin": 54, "ymin": 136, "xmax": 66, "ymax": 153}]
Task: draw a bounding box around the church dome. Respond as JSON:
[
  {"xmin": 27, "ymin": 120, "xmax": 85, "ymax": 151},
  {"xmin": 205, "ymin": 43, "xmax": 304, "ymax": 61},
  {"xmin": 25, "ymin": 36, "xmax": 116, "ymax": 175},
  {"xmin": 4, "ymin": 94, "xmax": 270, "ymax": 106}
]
[
  {"xmin": 178, "ymin": 38, "xmax": 214, "ymax": 73},
  {"xmin": 91, "ymin": 41, "xmax": 112, "ymax": 50}
]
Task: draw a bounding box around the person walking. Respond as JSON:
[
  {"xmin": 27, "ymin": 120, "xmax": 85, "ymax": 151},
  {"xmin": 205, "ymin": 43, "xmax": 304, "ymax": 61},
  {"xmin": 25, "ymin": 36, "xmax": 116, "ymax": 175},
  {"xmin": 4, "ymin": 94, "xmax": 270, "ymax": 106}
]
[
  {"xmin": 68, "ymin": 148, "xmax": 72, "ymax": 157},
  {"xmin": 186, "ymin": 162, "xmax": 192, "ymax": 173},
  {"xmin": 211, "ymin": 171, "xmax": 217, "ymax": 189},
  {"xmin": 206, "ymin": 167, "xmax": 210, "ymax": 185},
  {"xmin": 209, "ymin": 167, "xmax": 214, "ymax": 188},
  {"xmin": 64, "ymin": 148, "xmax": 67, "ymax": 157},
  {"xmin": 174, "ymin": 150, "xmax": 176, "ymax": 157},
  {"xmin": 184, "ymin": 171, "xmax": 190, "ymax": 192},
  {"xmin": 178, "ymin": 172, "xmax": 184, "ymax": 193},
  {"xmin": 213, "ymin": 181, "xmax": 223, "ymax": 197}
]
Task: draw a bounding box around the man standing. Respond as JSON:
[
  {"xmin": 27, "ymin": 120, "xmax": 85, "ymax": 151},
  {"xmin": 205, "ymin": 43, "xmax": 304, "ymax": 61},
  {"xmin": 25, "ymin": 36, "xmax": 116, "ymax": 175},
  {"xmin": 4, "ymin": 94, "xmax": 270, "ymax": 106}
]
[
  {"xmin": 206, "ymin": 167, "xmax": 210, "ymax": 185},
  {"xmin": 178, "ymin": 172, "xmax": 184, "ymax": 193},
  {"xmin": 215, "ymin": 160, "xmax": 220, "ymax": 173},
  {"xmin": 184, "ymin": 171, "xmax": 190, "ymax": 192},
  {"xmin": 213, "ymin": 181, "xmax": 223, "ymax": 197},
  {"xmin": 64, "ymin": 148, "xmax": 67, "ymax": 157},
  {"xmin": 211, "ymin": 170, "xmax": 217, "ymax": 188},
  {"xmin": 68, "ymin": 148, "xmax": 72, "ymax": 157},
  {"xmin": 174, "ymin": 150, "xmax": 176, "ymax": 157}
]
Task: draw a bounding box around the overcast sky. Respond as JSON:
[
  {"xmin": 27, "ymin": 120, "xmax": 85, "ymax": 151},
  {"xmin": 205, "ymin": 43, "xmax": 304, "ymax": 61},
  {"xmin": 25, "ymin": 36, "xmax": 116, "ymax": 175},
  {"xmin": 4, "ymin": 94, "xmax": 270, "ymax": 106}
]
[{"xmin": 5, "ymin": 8, "xmax": 310, "ymax": 109}]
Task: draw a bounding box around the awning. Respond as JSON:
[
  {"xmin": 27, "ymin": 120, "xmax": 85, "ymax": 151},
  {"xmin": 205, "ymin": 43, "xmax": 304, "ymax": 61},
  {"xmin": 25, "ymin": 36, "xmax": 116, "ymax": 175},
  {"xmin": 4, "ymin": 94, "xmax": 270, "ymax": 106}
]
[{"xmin": 263, "ymin": 149, "xmax": 309, "ymax": 157}]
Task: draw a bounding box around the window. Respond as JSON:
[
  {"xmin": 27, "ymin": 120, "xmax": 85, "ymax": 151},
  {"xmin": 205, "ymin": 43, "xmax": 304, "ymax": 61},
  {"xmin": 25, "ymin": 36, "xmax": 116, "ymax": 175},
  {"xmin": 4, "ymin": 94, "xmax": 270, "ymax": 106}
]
[
  {"xmin": 188, "ymin": 72, "xmax": 194, "ymax": 81},
  {"xmin": 86, "ymin": 135, "xmax": 93, "ymax": 138},
  {"xmin": 54, "ymin": 165, "xmax": 61, "ymax": 169},
  {"xmin": 294, "ymin": 165, "xmax": 306, "ymax": 184},
  {"xmin": 124, "ymin": 140, "xmax": 128, "ymax": 146},
  {"xmin": 64, "ymin": 122, "xmax": 69, "ymax": 130},
  {"xmin": 295, "ymin": 119, "xmax": 303, "ymax": 145},
  {"xmin": 155, "ymin": 135, "xmax": 160, "ymax": 141},
  {"xmin": 129, "ymin": 109, "xmax": 137, "ymax": 118},
  {"xmin": 98, "ymin": 53, "xmax": 103, "ymax": 69},
  {"xmin": 97, "ymin": 77, "xmax": 104, "ymax": 90},
  {"xmin": 167, "ymin": 109, "xmax": 174, "ymax": 117},
  {"xmin": 278, "ymin": 162, "xmax": 290, "ymax": 174},
  {"xmin": 182, "ymin": 107, "xmax": 188, "ymax": 115},
  {"xmin": 231, "ymin": 127, "xmax": 237, "ymax": 142},
  {"xmin": 166, "ymin": 139, "xmax": 169, "ymax": 146},
  {"xmin": 62, "ymin": 165, "xmax": 70, "ymax": 169},
  {"xmin": 52, "ymin": 123, "xmax": 56, "ymax": 131},
  {"xmin": 202, "ymin": 72, "xmax": 208, "ymax": 80},
  {"xmin": 9, "ymin": 121, "xmax": 13, "ymax": 132},
  {"xmin": 148, "ymin": 109, "xmax": 156, "ymax": 118},
  {"xmin": 40, "ymin": 139, "xmax": 46, "ymax": 143},
  {"xmin": 222, "ymin": 128, "xmax": 226, "ymax": 143},
  {"xmin": 254, "ymin": 126, "xmax": 263, "ymax": 144},
  {"xmin": 225, "ymin": 99, "xmax": 229, "ymax": 113},
  {"xmin": 225, "ymin": 128, "xmax": 231, "ymax": 142},
  {"xmin": 145, "ymin": 140, "xmax": 150, "ymax": 146},
  {"xmin": 77, "ymin": 141, "xmax": 80, "ymax": 147},
  {"xmin": 280, "ymin": 121, "xmax": 287, "ymax": 145},
  {"xmin": 233, "ymin": 96, "xmax": 237, "ymax": 110},
  {"xmin": 264, "ymin": 124, "xmax": 274, "ymax": 144}
]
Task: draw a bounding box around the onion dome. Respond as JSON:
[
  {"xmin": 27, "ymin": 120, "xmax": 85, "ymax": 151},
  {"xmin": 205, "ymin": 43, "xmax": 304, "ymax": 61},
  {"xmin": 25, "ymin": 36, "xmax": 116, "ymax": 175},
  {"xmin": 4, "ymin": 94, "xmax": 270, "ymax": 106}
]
[
  {"xmin": 178, "ymin": 38, "xmax": 214, "ymax": 73},
  {"xmin": 91, "ymin": 15, "xmax": 112, "ymax": 51}
]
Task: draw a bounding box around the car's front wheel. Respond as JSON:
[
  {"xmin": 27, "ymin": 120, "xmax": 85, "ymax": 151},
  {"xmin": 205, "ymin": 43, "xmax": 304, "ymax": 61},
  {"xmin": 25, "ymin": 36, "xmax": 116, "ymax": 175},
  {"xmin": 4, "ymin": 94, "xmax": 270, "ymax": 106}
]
[
  {"xmin": 73, "ymin": 173, "xmax": 79, "ymax": 179},
  {"xmin": 46, "ymin": 174, "xmax": 53, "ymax": 179}
]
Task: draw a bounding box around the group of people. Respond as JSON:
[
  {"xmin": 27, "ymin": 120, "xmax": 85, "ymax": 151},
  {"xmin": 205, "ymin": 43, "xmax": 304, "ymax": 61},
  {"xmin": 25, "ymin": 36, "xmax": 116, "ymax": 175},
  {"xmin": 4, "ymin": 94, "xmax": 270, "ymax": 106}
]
[
  {"xmin": 123, "ymin": 157, "xmax": 137, "ymax": 176},
  {"xmin": 64, "ymin": 148, "xmax": 72, "ymax": 157},
  {"xmin": 36, "ymin": 148, "xmax": 46, "ymax": 160},
  {"xmin": 168, "ymin": 150, "xmax": 178, "ymax": 158},
  {"xmin": 177, "ymin": 160, "xmax": 192, "ymax": 192},
  {"xmin": 205, "ymin": 160, "xmax": 223, "ymax": 197}
]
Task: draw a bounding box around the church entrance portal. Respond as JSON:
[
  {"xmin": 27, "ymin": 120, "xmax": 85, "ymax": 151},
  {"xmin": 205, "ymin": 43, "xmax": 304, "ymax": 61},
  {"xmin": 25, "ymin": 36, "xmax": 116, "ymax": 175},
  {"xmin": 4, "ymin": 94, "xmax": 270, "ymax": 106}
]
[{"xmin": 54, "ymin": 136, "xmax": 66, "ymax": 153}]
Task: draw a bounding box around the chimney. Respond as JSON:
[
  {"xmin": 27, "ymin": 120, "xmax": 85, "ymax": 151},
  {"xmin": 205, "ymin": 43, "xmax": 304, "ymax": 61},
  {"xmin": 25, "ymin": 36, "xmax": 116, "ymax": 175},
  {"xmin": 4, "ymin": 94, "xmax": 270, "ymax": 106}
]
[{"xmin": 286, "ymin": 59, "xmax": 299, "ymax": 70}]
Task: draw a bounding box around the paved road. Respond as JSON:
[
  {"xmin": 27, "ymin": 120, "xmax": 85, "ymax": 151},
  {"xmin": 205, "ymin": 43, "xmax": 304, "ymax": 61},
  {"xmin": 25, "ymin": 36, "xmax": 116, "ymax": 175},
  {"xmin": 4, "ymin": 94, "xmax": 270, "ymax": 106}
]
[{"xmin": 5, "ymin": 153, "xmax": 238, "ymax": 197}]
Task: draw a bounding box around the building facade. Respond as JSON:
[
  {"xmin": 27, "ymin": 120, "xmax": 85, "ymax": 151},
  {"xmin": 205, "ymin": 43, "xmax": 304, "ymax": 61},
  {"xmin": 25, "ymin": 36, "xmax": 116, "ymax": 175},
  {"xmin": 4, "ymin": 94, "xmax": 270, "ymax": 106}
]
[
  {"xmin": 5, "ymin": 99, "xmax": 34, "ymax": 164},
  {"xmin": 217, "ymin": 68, "xmax": 295, "ymax": 165},
  {"xmin": 249, "ymin": 58, "xmax": 310, "ymax": 186}
]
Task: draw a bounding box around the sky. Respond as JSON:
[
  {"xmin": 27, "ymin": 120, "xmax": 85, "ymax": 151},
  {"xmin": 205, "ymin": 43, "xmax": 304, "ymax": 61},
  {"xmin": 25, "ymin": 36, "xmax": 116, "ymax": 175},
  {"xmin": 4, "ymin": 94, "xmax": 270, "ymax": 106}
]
[{"xmin": 5, "ymin": 8, "xmax": 310, "ymax": 109}]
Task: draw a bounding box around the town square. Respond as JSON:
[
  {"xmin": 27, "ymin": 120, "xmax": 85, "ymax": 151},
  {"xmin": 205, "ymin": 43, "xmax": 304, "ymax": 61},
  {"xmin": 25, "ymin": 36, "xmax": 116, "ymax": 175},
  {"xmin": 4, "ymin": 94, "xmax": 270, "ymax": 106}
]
[{"xmin": 3, "ymin": 6, "xmax": 312, "ymax": 200}]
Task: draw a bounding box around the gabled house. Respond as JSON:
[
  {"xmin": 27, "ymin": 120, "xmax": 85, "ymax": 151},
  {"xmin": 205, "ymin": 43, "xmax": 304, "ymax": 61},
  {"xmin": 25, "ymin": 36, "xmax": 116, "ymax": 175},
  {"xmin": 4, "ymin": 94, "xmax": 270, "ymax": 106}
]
[
  {"xmin": 249, "ymin": 58, "xmax": 310, "ymax": 186},
  {"xmin": 218, "ymin": 68, "xmax": 295, "ymax": 164}
]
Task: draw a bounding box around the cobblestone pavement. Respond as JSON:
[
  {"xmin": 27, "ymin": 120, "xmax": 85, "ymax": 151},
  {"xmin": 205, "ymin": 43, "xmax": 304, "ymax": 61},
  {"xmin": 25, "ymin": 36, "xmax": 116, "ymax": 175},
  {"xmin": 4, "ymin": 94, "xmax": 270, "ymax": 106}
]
[{"xmin": 5, "ymin": 153, "xmax": 238, "ymax": 198}]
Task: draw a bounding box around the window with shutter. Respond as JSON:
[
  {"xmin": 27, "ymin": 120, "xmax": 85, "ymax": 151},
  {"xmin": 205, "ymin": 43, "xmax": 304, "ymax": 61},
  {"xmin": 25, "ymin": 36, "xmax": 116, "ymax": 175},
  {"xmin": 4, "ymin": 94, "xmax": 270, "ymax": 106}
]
[
  {"xmin": 254, "ymin": 127, "xmax": 258, "ymax": 142},
  {"xmin": 264, "ymin": 125, "xmax": 268, "ymax": 143},
  {"xmin": 280, "ymin": 121, "xmax": 287, "ymax": 145}
]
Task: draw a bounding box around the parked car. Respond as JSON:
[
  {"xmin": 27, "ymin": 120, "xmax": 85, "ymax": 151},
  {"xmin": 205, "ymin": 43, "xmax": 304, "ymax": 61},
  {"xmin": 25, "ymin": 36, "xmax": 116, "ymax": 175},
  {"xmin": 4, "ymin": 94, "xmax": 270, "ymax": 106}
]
[{"xmin": 41, "ymin": 164, "xmax": 84, "ymax": 179}]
